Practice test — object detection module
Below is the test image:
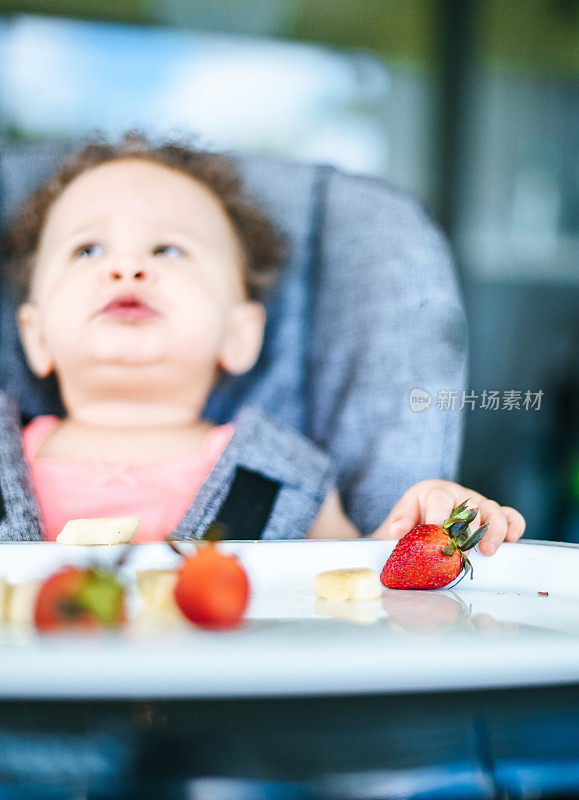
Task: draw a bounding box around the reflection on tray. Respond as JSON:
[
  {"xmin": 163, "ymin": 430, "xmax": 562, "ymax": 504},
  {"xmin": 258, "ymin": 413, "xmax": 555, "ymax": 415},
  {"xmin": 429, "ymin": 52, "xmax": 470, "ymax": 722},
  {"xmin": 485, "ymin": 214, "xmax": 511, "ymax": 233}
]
[
  {"xmin": 381, "ymin": 589, "xmax": 471, "ymax": 635},
  {"xmin": 313, "ymin": 597, "xmax": 383, "ymax": 625},
  {"xmin": 311, "ymin": 588, "xmax": 573, "ymax": 639}
]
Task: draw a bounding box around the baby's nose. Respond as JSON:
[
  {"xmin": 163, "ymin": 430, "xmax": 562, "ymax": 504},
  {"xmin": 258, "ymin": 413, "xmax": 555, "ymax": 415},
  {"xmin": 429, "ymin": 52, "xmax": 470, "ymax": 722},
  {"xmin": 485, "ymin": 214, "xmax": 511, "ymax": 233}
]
[{"xmin": 107, "ymin": 266, "xmax": 150, "ymax": 282}]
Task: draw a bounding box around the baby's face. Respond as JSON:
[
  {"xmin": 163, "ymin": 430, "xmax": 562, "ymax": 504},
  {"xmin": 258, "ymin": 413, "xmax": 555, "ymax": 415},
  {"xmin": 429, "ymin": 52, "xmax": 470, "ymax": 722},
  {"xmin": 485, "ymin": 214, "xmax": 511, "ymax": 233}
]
[{"xmin": 18, "ymin": 159, "xmax": 264, "ymax": 401}]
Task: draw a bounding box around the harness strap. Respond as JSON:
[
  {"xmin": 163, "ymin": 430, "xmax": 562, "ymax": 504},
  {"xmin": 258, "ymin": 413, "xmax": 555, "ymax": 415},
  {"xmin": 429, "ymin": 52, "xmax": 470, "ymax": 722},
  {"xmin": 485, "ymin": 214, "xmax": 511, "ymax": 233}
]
[
  {"xmin": 171, "ymin": 405, "xmax": 336, "ymax": 541},
  {"xmin": 213, "ymin": 466, "xmax": 281, "ymax": 541}
]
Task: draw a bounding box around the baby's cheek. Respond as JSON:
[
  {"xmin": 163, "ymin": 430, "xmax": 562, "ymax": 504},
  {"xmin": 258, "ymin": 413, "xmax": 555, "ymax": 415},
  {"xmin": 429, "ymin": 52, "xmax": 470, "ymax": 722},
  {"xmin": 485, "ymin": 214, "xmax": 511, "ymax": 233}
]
[
  {"xmin": 44, "ymin": 302, "xmax": 83, "ymax": 353},
  {"xmin": 174, "ymin": 306, "xmax": 225, "ymax": 359}
]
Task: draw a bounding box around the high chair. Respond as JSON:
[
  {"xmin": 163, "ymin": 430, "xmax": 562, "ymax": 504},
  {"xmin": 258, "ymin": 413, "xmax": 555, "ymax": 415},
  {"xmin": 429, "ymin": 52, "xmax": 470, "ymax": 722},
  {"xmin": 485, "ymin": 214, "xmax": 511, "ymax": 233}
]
[{"xmin": 0, "ymin": 139, "xmax": 467, "ymax": 537}]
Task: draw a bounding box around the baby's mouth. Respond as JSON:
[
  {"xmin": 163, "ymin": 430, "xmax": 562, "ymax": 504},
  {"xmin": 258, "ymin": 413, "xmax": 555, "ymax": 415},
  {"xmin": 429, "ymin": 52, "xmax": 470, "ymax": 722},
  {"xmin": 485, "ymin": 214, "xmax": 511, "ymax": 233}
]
[{"xmin": 99, "ymin": 293, "xmax": 159, "ymax": 322}]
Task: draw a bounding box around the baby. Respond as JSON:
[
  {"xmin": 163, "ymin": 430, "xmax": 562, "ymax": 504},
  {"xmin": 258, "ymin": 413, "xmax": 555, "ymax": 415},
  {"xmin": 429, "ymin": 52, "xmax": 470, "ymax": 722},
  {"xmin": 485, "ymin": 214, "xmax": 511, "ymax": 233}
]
[{"xmin": 1, "ymin": 133, "xmax": 525, "ymax": 550}]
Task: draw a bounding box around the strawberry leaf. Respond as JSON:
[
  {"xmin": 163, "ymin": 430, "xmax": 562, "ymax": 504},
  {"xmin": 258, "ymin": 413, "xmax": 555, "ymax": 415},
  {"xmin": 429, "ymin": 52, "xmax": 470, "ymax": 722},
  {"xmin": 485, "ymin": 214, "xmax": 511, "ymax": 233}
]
[
  {"xmin": 77, "ymin": 569, "xmax": 124, "ymax": 628},
  {"xmin": 461, "ymin": 524, "xmax": 489, "ymax": 552},
  {"xmin": 452, "ymin": 500, "xmax": 469, "ymax": 516},
  {"xmin": 443, "ymin": 503, "xmax": 477, "ymax": 529},
  {"xmin": 446, "ymin": 520, "xmax": 470, "ymax": 540},
  {"xmin": 56, "ymin": 596, "xmax": 86, "ymax": 621},
  {"xmin": 201, "ymin": 523, "xmax": 227, "ymax": 542}
]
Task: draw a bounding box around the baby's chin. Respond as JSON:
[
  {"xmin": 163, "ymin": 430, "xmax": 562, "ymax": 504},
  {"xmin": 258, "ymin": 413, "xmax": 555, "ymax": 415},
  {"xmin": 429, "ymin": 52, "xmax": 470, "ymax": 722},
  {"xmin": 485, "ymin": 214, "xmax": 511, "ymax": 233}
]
[
  {"xmin": 52, "ymin": 326, "xmax": 221, "ymax": 388},
  {"xmin": 88, "ymin": 341, "xmax": 167, "ymax": 367},
  {"xmin": 64, "ymin": 341, "xmax": 217, "ymax": 382},
  {"xmin": 77, "ymin": 323, "xmax": 170, "ymax": 363}
]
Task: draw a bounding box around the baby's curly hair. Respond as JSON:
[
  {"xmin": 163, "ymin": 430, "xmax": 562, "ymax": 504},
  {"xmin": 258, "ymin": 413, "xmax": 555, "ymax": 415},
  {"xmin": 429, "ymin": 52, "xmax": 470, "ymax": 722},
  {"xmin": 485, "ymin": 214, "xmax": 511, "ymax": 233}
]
[{"xmin": 1, "ymin": 131, "xmax": 286, "ymax": 302}]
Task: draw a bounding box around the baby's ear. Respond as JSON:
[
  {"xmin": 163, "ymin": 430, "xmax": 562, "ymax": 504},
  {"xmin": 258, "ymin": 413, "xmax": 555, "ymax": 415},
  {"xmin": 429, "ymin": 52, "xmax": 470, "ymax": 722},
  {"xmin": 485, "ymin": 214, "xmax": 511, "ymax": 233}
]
[
  {"xmin": 17, "ymin": 303, "xmax": 54, "ymax": 378},
  {"xmin": 218, "ymin": 301, "xmax": 265, "ymax": 376}
]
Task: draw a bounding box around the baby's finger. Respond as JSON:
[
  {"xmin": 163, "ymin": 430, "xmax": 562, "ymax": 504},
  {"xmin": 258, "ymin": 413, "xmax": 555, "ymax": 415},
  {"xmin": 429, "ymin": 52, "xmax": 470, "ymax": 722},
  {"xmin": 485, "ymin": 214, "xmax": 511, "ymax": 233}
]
[
  {"xmin": 501, "ymin": 506, "xmax": 526, "ymax": 542},
  {"xmin": 468, "ymin": 497, "xmax": 499, "ymax": 535},
  {"xmin": 383, "ymin": 491, "xmax": 421, "ymax": 539},
  {"xmin": 423, "ymin": 486, "xmax": 469, "ymax": 526},
  {"xmin": 477, "ymin": 500, "xmax": 508, "ymax": 555}
]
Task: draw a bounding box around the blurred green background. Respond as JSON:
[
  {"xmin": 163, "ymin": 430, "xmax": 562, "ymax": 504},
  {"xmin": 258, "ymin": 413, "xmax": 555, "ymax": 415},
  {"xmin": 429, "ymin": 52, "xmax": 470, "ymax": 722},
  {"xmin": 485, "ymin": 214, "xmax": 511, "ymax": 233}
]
[{"xmin": 0, "ymin": 0, "xmax": 577, "ymax": 540}]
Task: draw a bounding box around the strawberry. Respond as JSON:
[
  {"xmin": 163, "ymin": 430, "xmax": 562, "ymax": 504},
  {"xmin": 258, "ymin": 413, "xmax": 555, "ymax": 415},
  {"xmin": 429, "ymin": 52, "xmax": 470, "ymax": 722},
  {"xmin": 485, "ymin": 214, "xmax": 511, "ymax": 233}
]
[
  {"xmin": 381, "ymin": 501, "xmax": 488, "ymax": 590},
  {"xmin": 34, "ymin": 565, "xmax": 126, "ymax": 632},
  {"xmin": 173, "ymin": 543, "xmax": 250, "ymax": 630}
]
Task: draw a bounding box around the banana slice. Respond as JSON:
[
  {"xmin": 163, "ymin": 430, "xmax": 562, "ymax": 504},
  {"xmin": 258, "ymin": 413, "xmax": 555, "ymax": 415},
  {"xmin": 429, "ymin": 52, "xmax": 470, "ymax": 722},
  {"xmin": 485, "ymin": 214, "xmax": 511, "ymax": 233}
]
[
  {"xmin": 136, "ymin": 570, "xmax": 178, "ymax": 605},
  {"xmin": 0, "ymin": 578, "xmax": 9, "ymax": 624},
  {"xmin": 133, "ymin": 570, "xmax": 185, "ymax": 631},
  {"xmin": 314, "ymin": 567, "xmax": 382, "ymax": 601},
  {"xmin": 6, "ymin": 580, "xmax": 40, "ymax": 626},
  {"xmin": 56, "ymin": 517, "xmax": 140, "ymax": 545}
]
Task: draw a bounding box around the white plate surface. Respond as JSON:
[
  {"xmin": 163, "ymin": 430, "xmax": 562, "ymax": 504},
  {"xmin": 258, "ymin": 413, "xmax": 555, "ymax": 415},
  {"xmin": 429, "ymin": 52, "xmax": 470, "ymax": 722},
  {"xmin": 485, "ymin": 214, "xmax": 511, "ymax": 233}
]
[{"xmin": 0, "ymin": 539, "xmax": 578, "ymax": 699}]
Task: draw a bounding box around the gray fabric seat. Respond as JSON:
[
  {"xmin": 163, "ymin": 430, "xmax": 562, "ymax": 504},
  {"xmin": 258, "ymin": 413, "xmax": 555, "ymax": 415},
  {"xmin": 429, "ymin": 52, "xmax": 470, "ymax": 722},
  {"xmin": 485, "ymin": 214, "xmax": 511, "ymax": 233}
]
[{"xmin": 0, "ymin": 140, "xmax": 467, "ymax": 536}]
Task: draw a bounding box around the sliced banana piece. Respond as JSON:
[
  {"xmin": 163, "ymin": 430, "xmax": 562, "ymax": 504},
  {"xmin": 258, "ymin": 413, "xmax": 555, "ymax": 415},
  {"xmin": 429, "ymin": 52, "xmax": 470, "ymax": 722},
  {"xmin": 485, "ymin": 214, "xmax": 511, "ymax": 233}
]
[
  {"xmin": 56, "ymin": 516, "xmax": 140, "ymax": 545},
  {"xmin": 6, "ymin": 580, "xmax": 40, "ymax": 626},
  {"xmin": 0, "ymin": 578, "xmax": 9, "ymax": 624},
  {"xmin": 314, "ymin": 567, "xmax": 382, "ymax": 601},
  {"xmin": 136, "ymin": 570, "xmax": 178, "ymax": 605},
  {"xmin": 133, "ymin": 569, "xmax": 185, "ymax": 630}
]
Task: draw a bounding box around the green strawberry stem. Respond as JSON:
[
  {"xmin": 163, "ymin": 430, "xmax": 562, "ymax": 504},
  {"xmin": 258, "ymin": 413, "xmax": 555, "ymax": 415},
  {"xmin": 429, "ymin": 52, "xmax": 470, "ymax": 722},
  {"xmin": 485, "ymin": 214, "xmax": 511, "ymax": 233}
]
[
  {"xmin": 440, "ymin": 501, "xmax": 490, "ymax": 585},
  {"xmin": 165, "ymin": 522, "xmax": 227, "ymax": 556},
  {"xmin": 461, "ymin": 524, "xmax": 489, "ymax": 551},
  {"xmin": 166, "ymin": 538, "xmax": 185, "ymax": 556},
  {"xmin": 442, "ymin": 501, "xmax": 477, "ymax": 531},
  {"xmin": 76, "ymin": 568, "xmax": 125, "ymax": 628},
  {"xmin": 166, "ymin": 523, "xmax": 227, "ymax": 555},
  {"xmin": 112, "ymin": 543, "xmax": 135, "ymax": 571},
  {"xmin": 200, "ymin": 522, "xmax": 226, "ymax": 542},
  {"xmin": 56, "ymin": 596, "xmax": 86, "ymax": 622}
]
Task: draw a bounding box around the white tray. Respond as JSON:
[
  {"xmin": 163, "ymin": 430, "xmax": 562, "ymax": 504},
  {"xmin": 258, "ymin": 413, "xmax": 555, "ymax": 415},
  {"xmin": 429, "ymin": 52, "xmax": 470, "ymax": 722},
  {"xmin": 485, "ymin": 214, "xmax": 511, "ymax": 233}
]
[{"xmin": 0, "ymin": 539, "xmax": 578, "ymax": 699}]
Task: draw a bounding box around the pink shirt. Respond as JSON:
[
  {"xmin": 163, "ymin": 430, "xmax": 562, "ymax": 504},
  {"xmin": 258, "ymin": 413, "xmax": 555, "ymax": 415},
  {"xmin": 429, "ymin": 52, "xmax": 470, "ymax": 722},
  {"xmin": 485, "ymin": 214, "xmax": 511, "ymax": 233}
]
[{"xmin": 22, "ymin": 416, "xmax": 233, "ymax": 543}]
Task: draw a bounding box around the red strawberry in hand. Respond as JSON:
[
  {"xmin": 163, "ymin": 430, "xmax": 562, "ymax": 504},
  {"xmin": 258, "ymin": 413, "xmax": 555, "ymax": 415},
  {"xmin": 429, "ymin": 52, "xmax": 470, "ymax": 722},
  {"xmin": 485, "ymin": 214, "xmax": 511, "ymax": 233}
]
[
  {"xmin": 173, "ymin": 543, "xmax": 250, "ymax": 630},
  {"xmin": 34, "ymin": 565, "xmax": 126, "ymax": 632},
  {"xmin": 381, "ymin": 501, "xmax": 488, "ymax": 590}
]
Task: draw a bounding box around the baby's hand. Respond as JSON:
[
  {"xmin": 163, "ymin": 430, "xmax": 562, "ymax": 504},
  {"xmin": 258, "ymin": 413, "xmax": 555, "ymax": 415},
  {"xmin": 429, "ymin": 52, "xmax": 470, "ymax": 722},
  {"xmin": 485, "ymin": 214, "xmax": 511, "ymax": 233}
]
[{"xmin": 370, "ymin": 479, "xmax": 525, "ymax": 555}]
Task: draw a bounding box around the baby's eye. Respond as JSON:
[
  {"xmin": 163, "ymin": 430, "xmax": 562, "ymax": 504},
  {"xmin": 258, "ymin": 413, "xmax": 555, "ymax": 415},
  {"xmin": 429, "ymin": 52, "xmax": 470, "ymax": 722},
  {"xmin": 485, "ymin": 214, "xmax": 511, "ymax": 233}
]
[
  {"xmin": 74, "ymin": 243, "xmax": 103, "ymax": 259},
  {"xmin": 152, "ymin": 244, "xmax": 183, "ymax": 258}
]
